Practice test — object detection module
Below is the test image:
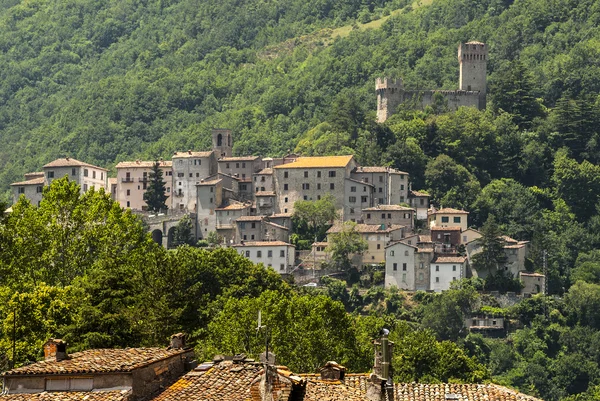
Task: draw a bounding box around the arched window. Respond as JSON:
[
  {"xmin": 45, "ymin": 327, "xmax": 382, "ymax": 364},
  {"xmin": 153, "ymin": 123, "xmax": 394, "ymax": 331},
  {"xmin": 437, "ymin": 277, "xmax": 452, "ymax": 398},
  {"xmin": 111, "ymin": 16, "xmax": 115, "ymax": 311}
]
[{"xmin": 217, "ymin": 134, "xmax": 223, "ymax": 146}]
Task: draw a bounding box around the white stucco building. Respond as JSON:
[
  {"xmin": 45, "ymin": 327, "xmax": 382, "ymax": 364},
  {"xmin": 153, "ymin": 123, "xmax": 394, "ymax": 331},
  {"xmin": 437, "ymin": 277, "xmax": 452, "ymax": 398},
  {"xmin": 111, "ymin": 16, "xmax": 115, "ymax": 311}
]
[{"xmin": 232, "ymin": 241, "xmax": 295, "ymax": 274}]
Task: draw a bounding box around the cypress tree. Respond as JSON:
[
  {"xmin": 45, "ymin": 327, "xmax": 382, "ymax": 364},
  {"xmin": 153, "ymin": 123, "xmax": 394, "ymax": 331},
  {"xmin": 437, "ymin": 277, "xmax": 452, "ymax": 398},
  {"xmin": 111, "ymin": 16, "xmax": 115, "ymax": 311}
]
[{"xmin": 143, "ymin": 161, "xmax": 168, "ymax": 213}]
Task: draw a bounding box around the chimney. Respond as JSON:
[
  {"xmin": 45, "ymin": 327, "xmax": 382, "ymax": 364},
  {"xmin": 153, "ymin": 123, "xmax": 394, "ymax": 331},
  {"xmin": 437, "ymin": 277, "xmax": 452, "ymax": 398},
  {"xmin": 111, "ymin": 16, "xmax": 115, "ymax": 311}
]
[
  {"xmin": 170, "ymin": 333, "xmax": 185, "ymax": 349},
  {"xmin": 188, "ymin": 150, "xmax": 192, "ymax": 155},
  {"xmin": 65, "ymin": 157, "xmax": 70, "ymax": 161},
  {"xmin": 43, "ymin": 339, "xmax": 67, "ymax": 362},
  {"xmin": 320, "ymin": 361, "xmax": 346, "ymax": 381},
  {"xmin": 366, "ymin": 329, "xmax": 394, "ymax": 401}
]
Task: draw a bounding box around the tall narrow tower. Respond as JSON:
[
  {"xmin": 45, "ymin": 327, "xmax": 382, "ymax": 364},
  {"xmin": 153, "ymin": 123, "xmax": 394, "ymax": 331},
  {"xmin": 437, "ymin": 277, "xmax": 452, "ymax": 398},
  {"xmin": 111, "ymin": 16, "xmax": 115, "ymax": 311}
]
[
  {"xmin": 211, "ymin": 128, "xmax": 232, "ymax": 158},
  {"xmin": 458, "ymin": 42, "xmax": 487, "ymax": 107},
  {"xmin": 375, "ymin": 77, "xmax": 403, "ymax": 123}
]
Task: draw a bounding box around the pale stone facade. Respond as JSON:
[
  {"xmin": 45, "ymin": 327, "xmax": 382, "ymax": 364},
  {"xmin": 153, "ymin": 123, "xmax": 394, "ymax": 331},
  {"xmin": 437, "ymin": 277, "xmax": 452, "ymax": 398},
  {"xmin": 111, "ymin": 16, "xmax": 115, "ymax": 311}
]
[
  {"xmin": 115, "ymin": 160, "xmax": 172, "ymax": 211},
  {"xmin": 232, "ymin": 241, "xmax": 295, "ymax": 274},
  {"xmin": 362, "ymin": 205, "xmax": 415, "ymax": 230},
  {"xmin": 171, "ymin": 151, "xmax": 217, "ymax": 212},
  {"xmin": 428, "ymin": 207, "xmax": 469, "ymax": 231},
  {"xmin": 350, "ymin": 166, "xmax": 409, "ymax": 205},
  {"xmin": 408, "ymin": 190, "xmax": 430, "ymax": 220},
  {"xmin": 196, "ymin": 179, "xmax": 223, "ymax": 239},
  {"xmin": 10, "ymin": 172, "xmax": 45, "ymax": 205},
  {"xmin": 43, "ymin": 158, "xmax": 108, "ymax": 194},
  {"xmin": 430, "ymin": 256, "xmax": 467, "ymax": 292},
  {"xmin": 385, "ymin": 242, "xmax": 417, "ymax": 290}
]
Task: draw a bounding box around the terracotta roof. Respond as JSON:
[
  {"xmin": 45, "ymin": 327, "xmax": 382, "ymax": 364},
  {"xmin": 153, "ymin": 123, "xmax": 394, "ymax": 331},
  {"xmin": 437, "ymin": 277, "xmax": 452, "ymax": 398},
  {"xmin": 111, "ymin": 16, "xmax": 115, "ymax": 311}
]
[
  {"xmin": 346, "ymin": 177, "xmax": 375, "ymax": 187},
  {"xmin": 418, "ymin": 235, "xmax": 432, "ymax": 243},
  {"xmin": 431, "ymin": 256, "xmax": 467, "ymax": 264},
  {"xmin": 520, "ymin": 272, "xmax": 545, "ymax": 277},
  {"xmin": 11, "ymin": 177, "xmax": 45, "ymax": 186},
  {"xmin": 418, "ymin": 248, "xmax": 434, "ymax": 253},
  {"xmin": 0, "ymin": 391, "xmax": 132, "ymax": 401},
  {"xmin": 431, "ymin": 226, "xmax": 462, "ymax": 231},
  {"xmin": 394, "ymin": 383, "xmax": 541, "ymax": 401},
  {"xmin": 24, "ymin": 172, "xmax": 44, "ymax": 179},
  {"xmin": 362, "ymin": 205, "xmax": 414, "ymax": 211},
  {"xmin": 236, "ymin": 216, "xmax": 264, "ymax": 222},
  {"xmin": 409, "ymin": 190, "xmax": 430, "ymax": 197},
  {"xmin": 302, "ymin": 374, "xmax": 370, "ymax": 401},
  {"xmin": 256, "ymin": 168, "xmax": 273, "ymax": 175},
  {"xmin": 431, "ymin": 208, "xmax": 469, "ymax": 214},
  {"xmin": 215, "ymin": 203, "xmax": 249, "ymax": 211},
  {"xmin": 312, "ymin": 242, "xmax": 328, "ymax": 247},
  {"xmin": 465, "ymin": 41, "xmax": 485, "ymax": 45},
  {"xmin": 327, "ymin": 224, "xmax": 403, "ymax": 234},
  {"xmin": 353, "ymin": 166, "xmax": 408, "ymax": 175},
  {"xmin": 385, "ymin": 241, "xmax": 418, "ymax": 249},
  {"xmin": 43, "ymin": 158, "xmax": 108, "ymax": 171},
  {"xmin": 219, "ymin": 156, "xmax": 260, "ymax": 162},
  {"xmin": 274, "ymin": 155, "xmax": 354, "ymax": 169},
  {"xmin": 173, "ymin": 151, "xmax": 214, "ymax": 158},
  {"xmin": 271, "ymin": 213, "xmax": 292, "ymax": 218},
  {"xmin": 108, "ymin": 177, "xmax": 117, "ymax": 185},
  {"xmin": 197, "ymin": 179, "xmax": 222, "ymax": 186},
  {"xmin": 232, "ymin": 241, "xmax": 293, "ymax": 247},
  {"xmin": 150, "ymin": 360, "xmax": 262, "ymax": 401},
  {"xmin": 115, "ymin": 160, "xmax": 172, "ymax": 168},
  {"xmin": 256, "ymin": 191, "xmax": 276, "ymax": 197},
  {"xmin": 2, "ymin": 348, "xmax": 188, "ymax": 376},
  {"xmin": 264, "ymin": 221, "xmax": 289, "ymax": 231}
]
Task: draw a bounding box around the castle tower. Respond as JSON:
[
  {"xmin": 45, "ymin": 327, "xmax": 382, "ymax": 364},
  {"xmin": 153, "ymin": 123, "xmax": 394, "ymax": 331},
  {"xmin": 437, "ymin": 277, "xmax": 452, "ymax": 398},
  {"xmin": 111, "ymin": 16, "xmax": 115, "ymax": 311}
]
[
  {"xmin": 212, "ymin": 128, "xmax": 232, "ymax": 158},
  {"xmin": 458, "ymin": 42, "xmax": 488, "ymax": 107},
  {"xmin": 376, "ymin": 78, "xmax": 403, "ymax": 123}
]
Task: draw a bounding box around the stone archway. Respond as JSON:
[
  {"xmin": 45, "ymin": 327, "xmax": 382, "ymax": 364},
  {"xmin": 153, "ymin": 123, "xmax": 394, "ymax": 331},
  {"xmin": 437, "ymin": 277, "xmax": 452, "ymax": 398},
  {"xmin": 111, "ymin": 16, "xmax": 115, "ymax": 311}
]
[
  {"xmin": 151, "ymin": 229, "xmax": 163, "ymax": 245},
  {"xmin": 167, "ymin": 226, "xmax": 177, "ymax": 248}
]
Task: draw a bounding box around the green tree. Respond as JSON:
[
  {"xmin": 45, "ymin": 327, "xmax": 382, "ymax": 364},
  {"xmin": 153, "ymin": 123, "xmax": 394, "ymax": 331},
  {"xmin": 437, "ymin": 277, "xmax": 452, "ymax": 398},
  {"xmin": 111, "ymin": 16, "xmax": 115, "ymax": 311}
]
[
  {"xmin": 292, "ymin": 195, "xmax": 338, "ymax": 244},
  {"xmin": 326, "ymin": 222, "xmax": 367, "ymax": 271},
  {"xmin": 424, "ymin": 154, "xmax": 480, "ymax": 209},
  {"xmin": 143, "ymin": 161, "xmax": 168, "ymax": 213},
  {"xmin": 471, "ymin": 215, "xmax": 507, "ymax": 280},
  {"xmin": 170, "ymin": 215, "xmax": 196, "ymax": 248}
]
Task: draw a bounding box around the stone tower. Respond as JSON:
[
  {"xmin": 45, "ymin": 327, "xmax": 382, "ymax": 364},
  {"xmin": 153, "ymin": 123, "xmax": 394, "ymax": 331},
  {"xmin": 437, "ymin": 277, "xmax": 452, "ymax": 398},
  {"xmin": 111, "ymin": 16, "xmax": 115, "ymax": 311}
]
[
  {"xmin": 376, "ymin": 78, "xmax": 403, "ymax": 123},
  {"xmin": 212, "ymin": 128, "xmax": 232, "ymax": 158},
  {"xmin": 458, "ymin": 41, "xmax": 487, "ymax": 106}
]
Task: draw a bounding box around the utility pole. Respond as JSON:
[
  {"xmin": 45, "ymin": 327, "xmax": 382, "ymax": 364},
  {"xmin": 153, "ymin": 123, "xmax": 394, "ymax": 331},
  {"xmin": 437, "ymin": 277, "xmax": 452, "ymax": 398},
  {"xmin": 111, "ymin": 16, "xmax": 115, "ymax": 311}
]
[
  {"xmin": 543, "ymin": 249, "xmax": 548, "ymax": 319},
  {"xmin": 11, "ymin": 309, "xmax": 16, "ymax": 369}
]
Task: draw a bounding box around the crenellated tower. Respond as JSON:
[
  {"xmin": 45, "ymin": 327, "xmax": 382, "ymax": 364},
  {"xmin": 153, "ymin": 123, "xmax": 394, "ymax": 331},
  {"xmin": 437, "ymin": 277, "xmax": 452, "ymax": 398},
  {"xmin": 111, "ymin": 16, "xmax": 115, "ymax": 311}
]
[
  {"xmin": 376, "ymin": 78, "xmax": 403, "ymax": 123},
  {"xmin": 458, "ymin": 41, "xmax": 488, "ymax": 107}
]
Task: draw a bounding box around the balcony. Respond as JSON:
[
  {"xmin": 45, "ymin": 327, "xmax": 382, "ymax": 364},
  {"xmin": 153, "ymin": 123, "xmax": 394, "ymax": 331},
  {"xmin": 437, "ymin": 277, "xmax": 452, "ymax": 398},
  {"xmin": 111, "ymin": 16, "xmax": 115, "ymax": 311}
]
[
  {"xmin": 121, "ymin": 177, "xmax": 135, "ymax": 183},
  {"xmin": 138, "ymin": 177, "xmax": 148, "ymax": 182},
  {"xmin": 173, "ymin": 191, "xmax": 184, "ymax": 197},
  {"xmin": 434, "ymin": 243, "xmax": 457, "ymax": 254}
]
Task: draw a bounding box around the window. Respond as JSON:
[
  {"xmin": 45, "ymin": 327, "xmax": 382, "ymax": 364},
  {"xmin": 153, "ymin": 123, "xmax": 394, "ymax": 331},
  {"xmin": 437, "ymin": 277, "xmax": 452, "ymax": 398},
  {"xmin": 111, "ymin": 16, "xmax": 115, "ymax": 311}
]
[
  {"xmin": 280, "ymin": 264, "xmax": 285, "ymax": 271},
  {"xmin": 436, "ymin": 277, "xmax": 440, "ymax": 283},
  {"xmin": 366, "ymin": 213, "xmax": 371, "ymax": 219},
  {"xmin": 378, "ymin": 187, "xmax": 383, "ymax": 193},
  {"xmin": 393, "ymin": 263, "xmax": 397, "ymax": 271},
  {"xmin": 126, "ymin": 201, "xmax": 130, "ymax": 207},
  {"xmin": 236, "ymin": 163, "xmax": 240, "ymax": 168},
  {"xmin": 268, "ymin": 250, "xmax": 273, "ymax": 257},
  {"xmin": 209, "ymin": 198, "xmax": 212, "ymax": 203},
  {"xmin": 379, "ymin": 176, "xmax": 383, "ymax": 183},
  {"xmin": 435, "ymin": 265, "xmax": 440, "ymax": 271},
  {"xmin": 452, "ymin": 265, "xmax": 456, "ymax": 271},
  {"xmin": 178, "ymin": 173, "xmax": 184, "ymax": 177},
  {"xmin": 349, "ymin": 207, "xmax": 354, "ymax": 214},
  {"xmin": 242, "ymin": 162, "xmax": 246, "ymax": 168},
  {"xmin": 363, "ymin": 187, "xmax": 367, "ymax": 192},
  {"xmin": 226, "ymin": 163, "xmax": 230, "ymax": 168},
  {"xmin": 379, "ymin": 198, "xmax": 384, "ymax": 204},
  {"xmin": 349, "ymin": 196, "xmax": 356, "ymax": 203},
  {"xmin": 92, "ymin": 171, "xmax": 96, "ymax": 179},
  {"xmin": 245, "ymin": 251, "xmax": 250, "ymax": 257},
  {"xmin": 381, "ymin": 213, "xmax": 386, "ymax": 219},
  {"xmin": 328, "ymin": 171, "xmax": 336, "ymax": 177},
  {"xmin": 284, "ymin": 171, "xmax": 289, "ymax": 178},
  {"xmin": 257, "ymin": 251, "xmax": 262, "ymax": 257},
  {"xmin": 196, "ymin": 173, "xmax": 200, "ymax": 177},
  {"xmin": 302, "ymin": 183, "xmax": 310, "ymax": 190},
  {"xmin": 18, "ymin": 186, "xmax": 24, "ymax": 194},
  {"xmin": 317, "ymin": 195, "xmax": 321, "ymax": 200},
  {"xmin": 284, "ymin": 197, "xmax": 288, "ymax": 203},
  {"xmin": 452, "ymin": 277, "xmax": 457, "ymax": 281},
  {"xmin": 317, "ymin": 171, "xmax": 321, "ymax": 178},
  {"xmin": 36, "ymin": 186, "xmax": 43, "ymax": 193},
  {"xmin": 390, "ymin": 250, "xmax": 395, "ymax": 256},
  {"xmin": 453, "ymin": 216, "xmax": 461, "ymax": 223},
  {"xmin": 420, "ymin": 199, "xmax": 424, "ymax": 206},
  {"xmin": 47, "ymin": 171, "xmax": 54, "ymax": 178},
  {"xmin": 303, "ymin": 196, "xmax": 308, "ymax": 200},
  {"xmin": 240, "ymin": 222, "xmax": 246, "ymax": 229},
  {"xmin": 83, "ymin": 169, "xmax": 88, "ymax": 177},
  {"xmin": 361, "ymin": 196, "xmax": 367, "ymax": 202},
  {"xmin": 404, "ymin": 250, "xmax": 409, "ymax": 256},
  {"xmin": 330, "ymin": 183, "xmax": 335, "ymax": 190},
  {"xmin": 400, "ymin": 184, "xmax": 404, "ymax": 190},
  {"xmin": 377, "ymin": 244, "xmax": 381, "ymax": 250},
  {"xmin": 280, "ymin": 250, "xmax": 285, "ymax": 257},
  {"xmin": 317, "ymin": 183, "xmax": 321, "ymax": 190},
  {"xmin": 284, "ymin": 184, "xmax": 288, "ymax": 190},
  {"xmin": 364, "ymin": 178, "xmax": 369, "ymax": 183},
  {"xmin": 492, "ymin": 320, "xmax": 497, "ymax": 325},
  {"xmin": 189, "ymin": 173, "xmax": 193, "ymax": 178},
  {"xmin": 351, "ymin": 186, "xmax": 356, "ymax": 192},
  {"xmin": 167, "ymin": 187, "xmax": 171, "ymax": 193},
  {"xmin": 441, "ymin": 216, "xmax": 449, "ymax": 223},
  {"xmin": 304, "ymin": 171, "xmax": 309, "ymax": 178},
  {"xmin": 402, "ymin": 263, "xmax": 407, "ymax": 271},
  {"xmin": 240, "ymin": 184, "xmax": 247, "ymax": 191},
  {"xmin": 126, "ymin": 189, "xmax": 130, "ymax": 196},
  {"xmin": 388, "ymin": 213, "xmax": 391, "ymax": 218},
  {"xmin": 71, "ymin": 168, "xmax": 76, "ymax": 176},
  {"xmin": 83, "ymin": 184, "xmax": 88, "ymax": 191}
]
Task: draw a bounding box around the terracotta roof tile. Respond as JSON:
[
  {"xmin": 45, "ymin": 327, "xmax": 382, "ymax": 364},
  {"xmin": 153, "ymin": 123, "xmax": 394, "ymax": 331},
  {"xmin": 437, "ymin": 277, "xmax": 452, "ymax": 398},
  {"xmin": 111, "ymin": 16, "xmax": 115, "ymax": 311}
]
[
  {"xmin": 395, "ymin": 383, "xmax": 542, "ymax": 401},
  {"xmin": 232, "ymin": 241, "xmax": 293, "ymax": 247},
  {"xmin": 362, "ymin": 205, "xmax": 415, "ymax": 211},
  {"xmin": 274, "ymin": 156, "xmax": 354, "ymax": 169},
  {"xmin": 215, "ymin": 203, "xmax": 249, "ymax": 211},
  {"xmin": 43, "ymin": 158, "xmax": 108, "ymax": 171},
  {"xmin": 431, "ymin": 256, "xmax": 467, "ymax": 264},
  {"xmin": 327, "ymin": 224, "xmax": 404, "ymax": 234},
  {"xmin": 115, "ymin": 160, "xmax": 172, "ymax": 168},
  {"xmin": 11, "ymin": 177, "xmax": 45, "ymax": 186},
  {"xmin": 302, "ymin": 374, "xmax": 370, "ymax": 401},
  {"xmin": 256, "ymin": 168, "xmax": 273, "ymax": 175},
  {"xmin": 354, "ymin": 166, "xmax": 408, "ymax": 174},
  {"xmin": 431, "ymin": 208, "xmax": 469, "ymax": 214},
  {"xmin": 218, "ymin": 156, "xmax": 261, "ymax": 162},
  {"xmin": 173, "ymin": 151, "xmax": 214, "ymax": 159},
  {"xmin": 197, "ymin": 179, "xmax": 222, "ymax": 186},
  {"xmin": 236, "ymin": 216, "xmax": 264, "ymax": 222},
  {"xmin": 409, "ymin": 190, "xmax": 430, "ymax": 197},
  {"xmin": 431, "ymin": 226, "xmax": 462, "ymax": 231},
  {"xmin": 0, "ymin": 391, "xmax": 132, "ymax": 401},
  {"xmin": 255, "ymin": 191, "xmax": 276, "ymax": 197},
  {"xmin": 2, "ymin": 348, "xmax": 188, "ymax": 376}
]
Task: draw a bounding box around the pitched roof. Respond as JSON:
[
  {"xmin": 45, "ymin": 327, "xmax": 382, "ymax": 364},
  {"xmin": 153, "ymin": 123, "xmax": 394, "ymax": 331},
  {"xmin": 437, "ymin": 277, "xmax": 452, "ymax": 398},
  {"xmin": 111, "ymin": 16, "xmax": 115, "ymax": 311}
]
[
  {"xmin": 2, "ymin": 348, "xmax": 188, "ymax": 376},
  {"xmin": 362, "ymin": 205, "xmax": 415, "ymax": 212},
  {"xmin": 301, "ymin": 374, "xmax": 370, "ymax": 401},
  {"xmin": 0, "ymin": 391, "xmax": 132, "ymax": 401},
  {"xmin": 274, "ymin": 155, "xmax": 354, "ymax": 169},
  {"xmin": 115, "ymin": 160, "xmax": 172, "ymax": 168},
  {"xmin": 256, "ymin": 168, "xmax": 273, "ymax": 175},
  {"xmin": 197, "ymin": 179, "xmax": 222, "ymax": 186},
  {"xmin": 172, "ymin": 151, "xmax": 214, "ymax": 159},
  {"xmin": 215, "ymin": 203, "xmax": 249, "ymax": 211},
  {"xmin": 43, "ymin": 158, "xmax": 108, "ymax": 171},
  {"xmin": 270, "ymin": 213, "xmax": 292, "ymax": 218},
  {"xmin": 431, "ymin": 208, "xmax": 469, "ymax": 214},
  {"xmin": 255, "ymin": 191, "xmax": 276, "ymax": 197},
  {"xmin": 394, "ymin": 383, "xmax": 541, "ymax": 401},
  {"xmin": 385, "ymin": 241, "xmax": 418, "ymax": 250},
  {"xmin": 11, "ymin": 177, "xmax": 45, "ymax": 186},
  {"xmin": 264, "ymin": 221, "xmax": 289, "ymax": 231},
  {"xmin": 327, "ymin": 224, "xmax": 404, "ymax": 234},
  {"xmin": 409, "ymin": 190, "xmax": 430, "ymax": 197},
  {"xmin": 345, "ymin": 178, "xmax": 375, "ymax": 187},
  {"xmin": 431, "ymin": 226, "xmax": 462, "ymax": 231},
  {"xmin": 520, "ymin": 272, "xmax": 545, "ymax": 277},
  {"xmin": 353, "ymin": 166, "xmax": 408, "ymax": 174},
  {"xmin": 431, "ymin": 256, "xmax": 467, "ymax": 264},
  {"xmin": 232, "ymin": 241, "xmax": 293, "ymax": 247},
  {"xmin": 236, "ymin": 216, "xmax": 264, "ymax": 222},
  {"xmin": 218, "ymin": 156, "xmax": 261, "ymax": 162}
]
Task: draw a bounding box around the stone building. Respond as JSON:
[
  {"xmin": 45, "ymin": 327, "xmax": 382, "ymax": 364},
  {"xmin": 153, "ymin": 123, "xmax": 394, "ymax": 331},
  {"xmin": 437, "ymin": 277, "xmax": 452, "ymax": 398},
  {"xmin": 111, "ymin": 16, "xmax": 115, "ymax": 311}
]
[
  {"xmin": 217, "ymin": 156, "xmax": 261, "ymax": 200},
  {"xmin": 114, "ymin": 160, "xmax": 172, "ymax": 210},
  {"xmin": 235, "ymin": 215, "xmax": 289, "ymax": 243},
  {"xmin": 171, "ymin": 151, "xmax": 217, "ymax": 212},
  {"xmin": 384, "ymin": 242, "xmax": 418, "ymax": 290},
  {"xmin": 350, "ymin": 166, "xmax": 409, "ymax": 205},
  {"xmin": 361, "ymin": 205, "xmax": 415, "ymax": 229},
  {"xmin": 408, "ymin": 190, "xmax": 430, "ymax": 220},
  {"xmin": 232, "ymin": 241, "xmax": 295, "ymax": 274},
  {"xmin": 428, "ymin": 207, "xmax": 469, "ymax": 231},
  {"xmin": 10, "ymin": 172, "xmax": 45, "ymax": 205},
  {"xmin": 430, "ymin": 255, "xmax": 467, "ymax": 292},
  {"xmin": 376, "ymin": 42, "xmax": 487, "ymax": 123}
]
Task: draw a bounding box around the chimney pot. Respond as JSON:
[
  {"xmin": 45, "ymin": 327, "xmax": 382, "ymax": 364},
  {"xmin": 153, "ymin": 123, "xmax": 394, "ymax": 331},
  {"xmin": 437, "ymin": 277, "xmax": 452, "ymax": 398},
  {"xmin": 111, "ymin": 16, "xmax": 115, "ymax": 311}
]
[
  {"xmin": 44, "ymin": 339, "xmax": 67, "ymax": 361},
  {"xmin": 170, "ymin": 333, "xmax": 186, "ymax": 349}
]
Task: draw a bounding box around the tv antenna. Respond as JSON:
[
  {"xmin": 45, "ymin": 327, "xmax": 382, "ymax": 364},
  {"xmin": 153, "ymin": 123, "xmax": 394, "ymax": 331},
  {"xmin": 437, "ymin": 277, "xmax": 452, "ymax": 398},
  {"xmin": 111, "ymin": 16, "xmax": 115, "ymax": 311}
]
[{"xmin": 256, "ymin": 310, "xmax": 273, "ymax": 365}]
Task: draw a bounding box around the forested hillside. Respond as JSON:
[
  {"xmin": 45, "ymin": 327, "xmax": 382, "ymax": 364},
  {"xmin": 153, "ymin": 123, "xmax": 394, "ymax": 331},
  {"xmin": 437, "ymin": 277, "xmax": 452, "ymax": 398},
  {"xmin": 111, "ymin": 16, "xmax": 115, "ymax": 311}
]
[{"xmin": 1, "ymin": 0, "xmax": 600, "ymax": 199}]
